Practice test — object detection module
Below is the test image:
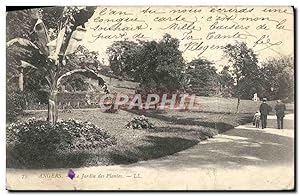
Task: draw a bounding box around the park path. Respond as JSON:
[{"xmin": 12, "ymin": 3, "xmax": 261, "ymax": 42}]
[
  {"xmin": 131, "ymin": 113, "xmax": 294, "ymax": 169},
  {"xmin": 6, "ymin": 114, "xmax": 294, "ymax": 190}
]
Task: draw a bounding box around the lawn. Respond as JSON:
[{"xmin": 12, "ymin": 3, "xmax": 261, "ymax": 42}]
[{"xmin": 8, "ymin": 96, "xmax": 293, "ymax": 169}]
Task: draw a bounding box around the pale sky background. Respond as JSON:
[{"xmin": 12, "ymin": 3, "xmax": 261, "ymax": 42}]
[
  {"xmin": 74, "ymin": 6, "xmax": 294, "ymax": 70},
  {"xmin": 77, "ymin": 6, "xmax": 294, "ymax": 70}
]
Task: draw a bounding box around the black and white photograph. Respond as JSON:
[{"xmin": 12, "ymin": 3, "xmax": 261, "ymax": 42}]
[{"xmin": 5, "ymin": 5, "xmax": 295, "ymax": 190}]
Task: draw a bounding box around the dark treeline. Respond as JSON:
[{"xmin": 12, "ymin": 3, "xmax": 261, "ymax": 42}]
[{"xmin": 106, "ymin": 34, "xmax": 294, "ymax": 102}]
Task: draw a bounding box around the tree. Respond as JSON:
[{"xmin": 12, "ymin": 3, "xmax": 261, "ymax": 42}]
[
  {"xmin": 223, "ymin": 42, "xmax": 260, "ymax": 113},
  {"xmin": 7, "ymin": 6, "xmax": 105, "ymax": 124},
  {"xmin": 6, "ymin": 7, "xmax": 66, "ymax": 94},
  {"xmin": 59, "ymin": 45, "xmax": 103, "ymax": 92},
  {"xmin": 7, "ymin": 8, "xmax": 38, "ymax": 92},
  {"xmin": 107, "ymin": 34, "xmax": 186, "ymax": 94},
  {"xmin": 6, "ymin": 8, "xmax": 38, "ymax": 41},
  {"xmin": 219, "ymin": 66, "xmax": 234, "ymax": 97},
  {"xmin": 106, "ymin": 40, "xmax": 139, "ymax": 80},
  {"xmin": 260, "ymin": 56, "xmax": 294, "ymax": 101},
  {"xmin": 137, "ymin": 34, "xmax": 186, "ymax": 94},
  {"xmin": 186, "ymin": 59, "xmax": 220, "ymax": 96}
]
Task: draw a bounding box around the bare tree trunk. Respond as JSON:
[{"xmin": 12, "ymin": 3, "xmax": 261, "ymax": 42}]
[
  {"xmin": 235, "ymin": 97, "xmax": 240, "ymax": 114},
  {"xmin": 235, "ymin": 79, "xmax": 240, "ymax": 113},
  {"xmin": 19, "ymin": 67, "xmax": 24, "ymax": 92},
  {"xmin": 48, "ymin": 90, "xmax": 58, "ymax": 125}
]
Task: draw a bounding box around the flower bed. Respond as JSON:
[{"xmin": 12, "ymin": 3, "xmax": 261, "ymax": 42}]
[
  {"xmin": 6, "ymin": 118, "xmax": 116, "ymax": 168},
  {"xmin": 126, "ymin": 115, "xmax": 155, "ymax": 129}
]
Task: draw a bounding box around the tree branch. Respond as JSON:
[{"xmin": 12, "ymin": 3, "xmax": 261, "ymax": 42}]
[{"xmin": 57, "ymin": 68, "xmax": 105, "ymax": 87}]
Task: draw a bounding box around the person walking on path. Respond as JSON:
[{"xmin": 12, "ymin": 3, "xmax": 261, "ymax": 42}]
[
  {"xmin": 253, "ymin": 111, "xmax": 261, "ymax": 128},
  {"xmin": 260, "ymin": 98, "xmax": 271, "ymax": 129},
  {"xmin": 275, "ymin": 100, "xmax": 286, "ymax": 129}
]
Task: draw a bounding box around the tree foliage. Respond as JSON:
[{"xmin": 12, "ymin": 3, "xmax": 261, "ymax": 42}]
[
  {"xmin": 107, "ymin": 41, "xmax": 139, "ymax": 79},
  {"xmin": 186, "ymin": 59, "xmax": 220, "ymax": 96},
  {"xmin": 6, "ymin": 8, "xmax": 38, "ymax": 41},
  {"xmin": 7, "ymin": 6, "xmax": 102, "ymax": 124},
  {"xmin": 219, "ymin": 66, "xmax": 234, "ymax": 97},
  {"xmin": 260, "ymin": 56, "xmax": 294, "ymax": 101},
  {"xmin": 6, "ymin": 7, "xmax": 98, "ymax": 103},
  {"xmin": 107, "ymin": 34, "xmax": 186, "ymax": 94},
  {"xmin": 224, "ymin": 42, "xmax": 261, "ymax": 99}
]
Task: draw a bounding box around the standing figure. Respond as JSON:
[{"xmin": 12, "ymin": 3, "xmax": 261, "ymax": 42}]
[
  {"xmin": 275, "ymin": 100, "xmax": 286, "ymax": 129},
  {"xmin": 253, "ymin": 111, "xmax": 261, "ymax": 128},
  {"xmin": 260, "ymin": 98, "xmax": 271, "ymax": 129}
]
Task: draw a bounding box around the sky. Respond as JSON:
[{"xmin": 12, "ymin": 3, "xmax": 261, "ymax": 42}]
[{"xmin": 76, "ymin": 6, "xmax": 293, "ymax": 70}]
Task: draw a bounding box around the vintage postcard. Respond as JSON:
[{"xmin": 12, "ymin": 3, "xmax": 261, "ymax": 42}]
[{"xmin": 6, "ymin": 6, "xmax": 294, "ymax": 191}]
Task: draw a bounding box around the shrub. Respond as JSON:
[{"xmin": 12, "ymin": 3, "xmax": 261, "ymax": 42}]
[
  {"xmin": 101, "ymin": 97, "xmax": 119, "ymax": 113},
  {"xmin": 7, "ymin": 118, "xmax": 116, "ymax": 168},
  {"xmin": 6, "ymin": 90, "xmax": 25, "ymax": 121},
  {"xmin": 126, "ymin": 115, "xmax": 155, "ymax": 129},
  {"xmin": 102, "ymin": 107, "xmax": 118, "ymax": 113}
]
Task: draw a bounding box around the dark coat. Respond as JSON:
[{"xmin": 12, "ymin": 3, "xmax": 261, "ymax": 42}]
[
  {"xmin": 275, "ymin": 103, "xmax": 286, "ymax": 117},
  {"xmin": 260, "ymin": 102, "xmax": 271, "ymax": 115}
]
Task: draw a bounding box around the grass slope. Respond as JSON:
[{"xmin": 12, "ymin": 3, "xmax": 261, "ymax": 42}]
[{"xmin": 9, "ymin": 96, "xmax": 293, "ymax": 169}]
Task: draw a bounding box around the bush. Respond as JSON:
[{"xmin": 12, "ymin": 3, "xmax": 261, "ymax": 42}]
[
  {"xmin": 126, "ymin": 115, "xmax": 155, "ymax": 129},
  {"xmin": 6, "ymin": 90, "xmax": 25, "ymax": 121},
  {"xmin": 7, "ymin": 118, "xmax": 116, "ymax": 168}
]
